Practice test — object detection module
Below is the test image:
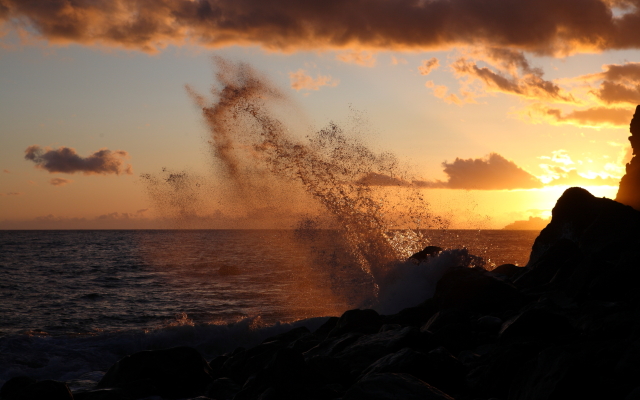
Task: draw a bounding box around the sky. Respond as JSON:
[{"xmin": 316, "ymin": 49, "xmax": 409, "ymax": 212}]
[{"xmin": 1, "ymin": 0, "xmax": 640, "ymax": 229}]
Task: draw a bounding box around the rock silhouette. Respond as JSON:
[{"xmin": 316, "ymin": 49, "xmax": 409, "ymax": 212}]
[{"xmin": 616, "ymin": 105, "xmax": 640, "ymax": 210}]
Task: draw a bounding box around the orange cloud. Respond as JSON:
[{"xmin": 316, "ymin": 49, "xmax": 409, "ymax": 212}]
[
  {"xmin": 415, "ymin": 153, "xmax": 543, "ymax": 190},
  {"xmin": 50, "ymin": 177, "xmax": 73, "ymax": 186},
  {"xmin": 289, "ymin": 69, "xmax": 339, "ymax": 91},
  {"xmin": 24, "ymin": 145, "xmax": 133, "ymax": 175},
  {"xmin": 452, "ymin": 58, "xmax": 575, "ymax": 103},
  {"xmin": 4, "ymin": 0, "xmax": 638, "ymax": 54},
  {"xmin": 418, "ymin": 58, "xmax": 440, "ymax": 76},
  {"xmin": 527, "ymin": 105, "xmax": 634, "ymax": 127},
  {"xmin": 544, "ymin": 168, "xmax": 620, "ymax": 186},
  {"xmin": 0, "ymin": 192, "xmax": 22, "ymax": 196},
  {"xmin": 336, "ymin": 51, "xmax": 376, "ymax": 67}
]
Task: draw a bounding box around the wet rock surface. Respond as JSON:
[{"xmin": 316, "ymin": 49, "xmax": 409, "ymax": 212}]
[{"xmin": 4, "ymin": 187, "xmax": 640, "ymax": 400}]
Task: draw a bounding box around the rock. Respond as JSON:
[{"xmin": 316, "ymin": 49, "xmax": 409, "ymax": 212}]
[
  {"xmin": 1, "ymin": 379, "xmax": 74, "ymax": 400},
  {"xmin": 328, "ymin": 309, "xmax": 382, "ymax": 337},
  {"xmin": 409, "ymin": 246, "xmax": 443, "ymax": 263},
  {"xmin": 73, "ymin": 388, "xmax": 134, "ymax": 400},
  {"xmin": 330, "ymin": 326, "xmax": 423, "ymax": 376},
  {"xmin": 233, "ymin": 348, "xmax": 320, "ymax": 400},
  {"xmin": 617, "ymin": 105, "xmax": 640, "ymax": 210},
  {"xmin": 0, "ymin": 376, "xmax": 37, "ymax": 399},
  {"xmin": 499, "ymin": 308, "xmax": 575, "ymax": 343},
  {"xmin": 490, "ymin": 263, "xmax": 522, "ymax": 278},
  {"xmin": 508, "ymin": 343, "xmax": 620, "ymax": 400},
  {"xmin": 262, "ymin": 326, "xmax": 310, "ymax": 345},
  {"xmin": 359, "ymin": 347, "xmax": 466, "ymax": 396},
  {"xmin": 314, "ymin": 317, "xmax": 339, "ymax": 338},
  {"xmin": 96, "ymin": 346, "xmax": 214, "ymax": 399},
  {"xmin": 342, "ymin": 373, "xmax": 454, "ymax": 400},
  {"xmin": 205, "ymin": 377, "xmax": 241, "ymax": 400},
  {"xmin": 433, "ymin": 266, "xmax": 523, "ymax": 313}
]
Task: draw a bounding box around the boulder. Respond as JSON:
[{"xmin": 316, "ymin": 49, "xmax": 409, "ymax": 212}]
[
  {"xmin": 342, "ymin": 373, "xmax": 454, "ymax": 400},
  {"xmin": 328, "ymin": 309, "xmax": 383, "ymax": 337},
  {"xmin": 96, "ymin": 346, "xmax": 214, "ymax": 399},
  {"xmin": 433, "ymin": 266, "xmax": 523, "ymax": 313},
  {"xmin": 0, "ymin": 379, "xmax": 74, "ymax": 400},
  {"xmin": 409, "ymin": 246, "xmax": 443, "ymax": 263}
]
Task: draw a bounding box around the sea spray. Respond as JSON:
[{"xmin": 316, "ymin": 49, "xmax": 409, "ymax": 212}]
[{"xmin": 141, "ymin": 58, "xmax": 489, "ymax": 317}]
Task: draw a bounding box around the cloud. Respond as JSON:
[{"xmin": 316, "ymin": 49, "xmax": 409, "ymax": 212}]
[
  {"xmin": 2, "ymin": 169, "xmax": 9, "ymax": 173},
  {"xmin": 416, "ymin": 153, "xmax": 543, "ymax": 190},
  {"xmin": 391, "ymin": 56, "xmax": 407, "ymax": 65},
  {"xmin": 50, "ymin": 177, "xmax": 73, "ymax": 186},
  {"xmin": 528, "ymin": 105, "xmax": 634, "ymax": 127},
  {"xmin": 0, "ymin": 192, "xmax": 22, "ymax": 196},
  {"xmin": 547, "ymin": 169, "xmax": 620, "ymax": 186},
  {"xmin": 24, "ymin": 145, "xmax": 133, "ymax": 175},
  {"xmin": 582, "ymin": 62, "xmax": 640, "ymax": 105},
  {"xmin": 289, "ymin": 69, "xmax": 339, "ymax": 91},
  {"xmin": 452, "ymin": 57, "xmax": 575, "ymax": 103},
  {"xmin": 336, "ymin": 51, "xmax": 376, "ymax": 67},
  {"xmin": 418, "ymin": 58, "xmax": 440, "ymax": 76},
  {"xmin": 4, "ymin": 0, "xmax": 640, "ymax": 55}
]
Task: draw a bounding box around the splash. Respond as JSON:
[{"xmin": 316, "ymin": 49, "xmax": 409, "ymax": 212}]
[{"xmin": 186, "ymin": 58, "xmax": 448, "ymax": 284}]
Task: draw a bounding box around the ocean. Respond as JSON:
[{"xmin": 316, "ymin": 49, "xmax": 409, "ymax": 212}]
[{"xmin": 0, "ymin": 229, "xmax": 538, "ymax": 388}]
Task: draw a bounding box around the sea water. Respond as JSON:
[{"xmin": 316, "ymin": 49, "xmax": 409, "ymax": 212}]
[{"xmin": 0, "ymin": 229, "xmax": 537, "ymax": 387}]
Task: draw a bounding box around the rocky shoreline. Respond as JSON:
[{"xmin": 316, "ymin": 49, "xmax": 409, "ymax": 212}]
[{"xmin": 3, "ymin": 186, "xmax": 640, "ymax": 400}]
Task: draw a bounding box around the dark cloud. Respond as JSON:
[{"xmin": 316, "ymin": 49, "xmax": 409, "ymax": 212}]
[
  {"xmin": 1, "ymin": 0, "xmax": 640, "ymax": 54},
  {"xmin": 50, "ymin": 177, "xmax": 73, "ymax": 186},
  {"xmin": 418, "ymin": 58, "xmax": 440, "ymax": 76},
  {"xmin": 24, "ymin": 145, "xmax": 132, "ymax": 175},
  {"xmin": 416, "ymin": 153, "xmax": 543, "ymax": 190},
  {"xmin": 587, "ymin": 62, "xmax": 640, "ymax": 105},
  {"xmin": 452, "ymin": 58, "xmax": 575, "ymax": 103}
]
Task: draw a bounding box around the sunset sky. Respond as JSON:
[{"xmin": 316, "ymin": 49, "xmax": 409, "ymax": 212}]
[{"xmin": 1, "ymin": 0, "xmax": 640, "ymax": 229}]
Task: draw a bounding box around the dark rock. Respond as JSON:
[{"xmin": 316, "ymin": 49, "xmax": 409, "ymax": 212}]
[
  {"xmin": 466, "ymin": 342, "xmax": 539, "ymax": 398},
  {"xmin": 208, "ymin": 354, "xmax": 229, "ymax": 379},
  {"xmin": 508, "ymin": 344, "xmax": 611, "ymax": 400},
  {"xmin": 625, "ymin": 386, "xmax": 640, "ymax": 400},
  {"xmin": 205, "ymin": 377, "xmax": 241, "ymax": 400},
  {"xmin": 314, "ymin": 317, "xmax": 339, "ymax": 338},
  {"xmin": 306, "ymin": 355, "xmax": 354, "ymax": 387},
  {"xmin": 331, "ymin": 326, "xmax": 423, "ymax": 376},
  {"xmin": 433, "ymin": 266, "xmax": 523, "ymax": 313},
  {"xmin": 2, "ymin": 379, "xmax": 74, "ymax": 400},
  {"xmin": 409, "ymin": 246, "xmax": 443, "ymax": 263},
  {"xmin": 491, "ymin": 263, "xmax": 521, "ymax": 278},
  {"xmin": 262, "ymin": 326, "xmax": 310, "ymax": 345},
  {"xmin": 421, "ymin": 310, "xmax": 476, "ymax": 354},
  {"xmin": 328, "ymin": 309, "xmax": 382, "ymax": 337},
  {"xmin": 499, "ymin": 308, "xmax": 575, "ymax": 343},
  {"xmin": 96, "ymin": 346, "xmax": 214, "ymax": 399},
  {"xmin": 0, "ymin": 376, "xmax": 37, "ymax": 399},
  {"xmin": 617, "ymin": 105, "xmax": 640, "ymax": 210},
  {"xmin": 342, "ymin": 373, "xmax": 454, "ymax": 400},
  {"xmin": 233, "ymin": 348, "xmax": 319, "ymax": 400},
  {"xmin": 221, "ymin": 341, "xmax": 285, "ymax": 383},
  {"xmin": 381, "ymin": 300, "xmax": 438, "ymax": 327},
  {"xmin": 514, "ymin": 238, "xmax": 581, "ymax": 289},
  {"xmin": 359, "ymin": 347, "xmax": 466, "ymax": 395},
  {"xmin": 304, "ymin": 332, "xmax": 363, "ymax": 360},
  {"xmin": 73, "ymin": 388, "xmax": 134, "ymax": 400},
  {"xmin": 287, "ymin": 332, "xmax": 322, "ymax": 353}
]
